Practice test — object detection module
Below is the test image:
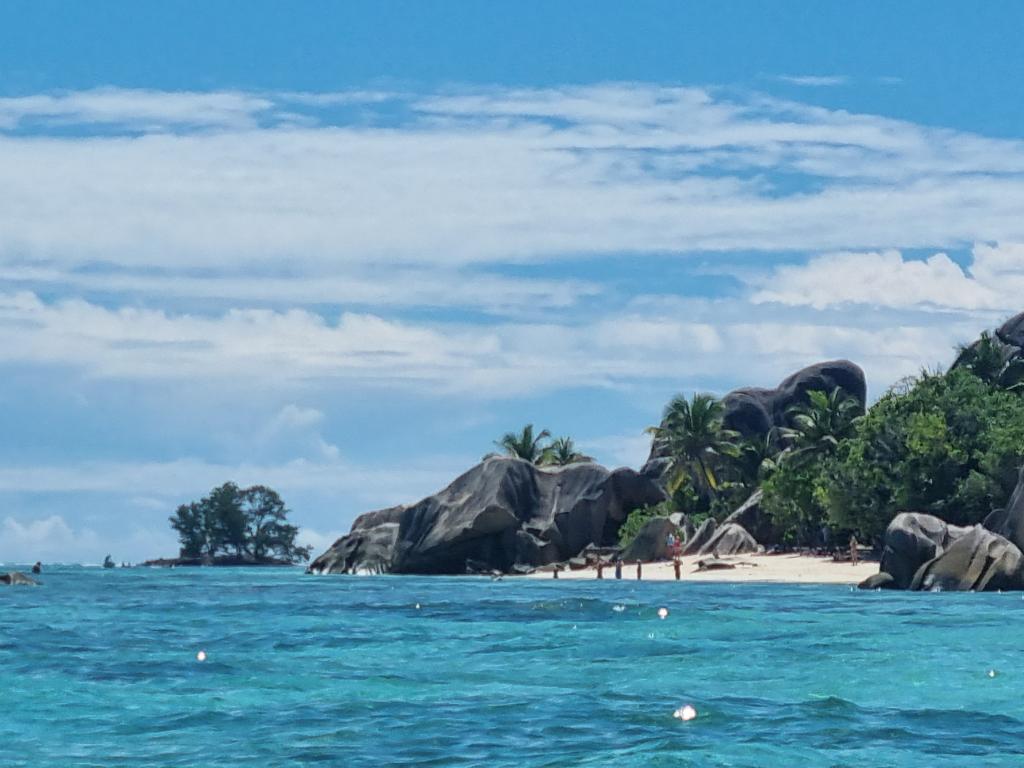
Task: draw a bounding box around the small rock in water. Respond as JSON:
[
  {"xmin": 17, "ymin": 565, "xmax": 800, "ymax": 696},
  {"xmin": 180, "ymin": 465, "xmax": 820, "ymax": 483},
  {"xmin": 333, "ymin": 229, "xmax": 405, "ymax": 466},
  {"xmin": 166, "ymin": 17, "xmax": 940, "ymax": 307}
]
[
  {"xmin": 673, "ymin": 704, "xmax": 697, "ymax": 721},
  {"xmin": 657, "ymin": 607, "xmax": 669, "ymax": 620},
  {"xmin": 196, "ymin": 650, "xmax": 207, "ymax": 662}
]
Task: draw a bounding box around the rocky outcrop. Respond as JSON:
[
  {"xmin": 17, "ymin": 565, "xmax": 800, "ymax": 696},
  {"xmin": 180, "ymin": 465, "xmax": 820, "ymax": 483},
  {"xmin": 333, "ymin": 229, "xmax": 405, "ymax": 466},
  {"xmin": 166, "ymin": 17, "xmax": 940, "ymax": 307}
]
[
  {"xmin": 308, "ymin": 456, "xmax": 666, "ymax": 575},
  {"xmin": 877, "ymin": 512, "xmax": 970, "ymax": 589},
  {"xmin": 1, "ymin": 571, "xmax": 38, "ymax": 586},
  {"xmin": 721, "ymin": 490, "xmax": 777, "ymax": 545},
  {"xmin": 983, "ymin": 466, "xmax": 1024, "ymax": 553},
  {"xmin": 911, "ymin": 526, "xmax": 1024, "ymax": 592},
  {"xmin": 680, "ymin": 518, "xmax": 717, "ymax": 556},
  {"xmin": 620, "ymin": 517, "xmax": 676, "ymax": 563},
  {"xmin": 698, "ymin": 522, "xmax": 760, "ymax": 557},
  {"xmin": 857, "ymin": 572, "xmax": 896, "ymax": 590},
  {"xmin": 997, "ymin": 310, "xmax": 1024, "ymax": 350},
  {"xmin": 862, "ymin": 509, "xmax": 1024, "ymax": 592},
  {"xmin": 643, "ymin": 360, "xmax": 866, "ymax": 470},
  {"xmin": 721, "ymin": 360, "xmax": 867, "ymax": 438}
]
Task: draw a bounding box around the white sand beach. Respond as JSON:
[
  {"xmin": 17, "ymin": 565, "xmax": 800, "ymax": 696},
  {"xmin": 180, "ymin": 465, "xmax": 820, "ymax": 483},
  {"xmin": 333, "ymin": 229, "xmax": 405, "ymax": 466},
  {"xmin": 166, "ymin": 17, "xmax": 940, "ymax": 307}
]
[{"xmin": 526, "ymin": 553, "xmax": 879, "ymax": 585}]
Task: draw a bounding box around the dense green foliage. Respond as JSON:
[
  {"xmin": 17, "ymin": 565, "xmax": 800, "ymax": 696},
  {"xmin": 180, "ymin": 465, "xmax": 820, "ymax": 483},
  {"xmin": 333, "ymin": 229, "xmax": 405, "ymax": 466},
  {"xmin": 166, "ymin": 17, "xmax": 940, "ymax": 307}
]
[
  {"xmin": 824, "ymin": 368, "xmax": 1024, "ymax": 538},
  {"xmin": 169, "ymin": 482, "xmax": 312, "ymax": 563},
  {"xmin": 618, "ymin": 500, "xmax": 675, "ymax": 547},
  {"xmin": 494, "ymin": 424, "xmax": 551, "ymax": 463},
  {"xmin": 540, "ymin": 436, "xmax": 592, "ymax": 466},
  {"xmin": 646, "ymin": 392, "xmax": 739, "ymax": 500},
  {"xmin": 491, "ymin": 426, "xmax": 592, "ymax": 466}
]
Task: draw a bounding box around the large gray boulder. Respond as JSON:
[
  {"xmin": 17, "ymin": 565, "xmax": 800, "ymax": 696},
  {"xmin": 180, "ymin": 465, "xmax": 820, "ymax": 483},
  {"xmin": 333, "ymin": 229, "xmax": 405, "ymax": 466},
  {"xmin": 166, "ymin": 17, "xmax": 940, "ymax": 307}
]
[
  {"xmin": 984, "ymin": 466, "xmax": 1024, "ymax": 553},
  {"xmin": 697, "ymin": 522, "xmax": 760, "ymax": 557},
  {"xmin": 680, "ymin": 518, "xmax": 717, "ymax": 556},
  {"xmin": 910, "ymin": 525, "xmax": 1024, "ymax": 592},
  {"xmin": 643, "ymin": 360, "xmax": 866, "ymax": 469},
  {"xmin": 1, "ymin": 571, "xmax": 38, "ymax": 586},
  {"xmin": 878, "ymin": 512, "xmax": 970, "ymax": 589},
  {"xmin": 721, "ymin": 490, "xmax": 777, "ymax": 545},
  {"xmin": 996, "ymin": 310, "xmax": 1024, "ymax": 350},
  {"xmin": 721, "ymin": 360, "xmax": 867, "ymax": 438},
  {"xmin": 308, "ymin": 456, "xmax": 665, "ymax": 575},
  {"xmin": 620, "ymin": 517, "xmax": 676, "ymax": 562}
]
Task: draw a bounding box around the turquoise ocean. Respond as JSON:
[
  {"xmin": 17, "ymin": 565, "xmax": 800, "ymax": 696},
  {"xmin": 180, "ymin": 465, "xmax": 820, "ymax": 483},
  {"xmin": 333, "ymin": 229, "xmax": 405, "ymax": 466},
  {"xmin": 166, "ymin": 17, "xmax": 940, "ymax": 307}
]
[{"xmin": 2, "ymin": 566, "xmax": 1023, "ymax": 767}]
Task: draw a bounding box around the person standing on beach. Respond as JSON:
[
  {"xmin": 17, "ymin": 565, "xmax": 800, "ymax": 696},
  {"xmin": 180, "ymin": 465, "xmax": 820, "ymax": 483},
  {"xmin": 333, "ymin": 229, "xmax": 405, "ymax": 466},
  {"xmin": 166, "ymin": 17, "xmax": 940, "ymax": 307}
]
[
  {"xmin": 849, "ymin": 535, "xmax": 859, "ymax": 566},
  {"xmin": 636, "ymin": 560, "xmax": 642, "ymax": 580},
  {"xmin": 666, "ymin": 532, "xmax": 675, "ymax": 560},
  {"xmin": 673, "ymin": 558, "xmax": 681, "ymax": 580},
  {"xmin": 614, "ymin": 560, "xmax": 622, "ymax": 579},
  {"xmin": 596, "ymin": 561, "xmax": 604, "ymax": 579}
]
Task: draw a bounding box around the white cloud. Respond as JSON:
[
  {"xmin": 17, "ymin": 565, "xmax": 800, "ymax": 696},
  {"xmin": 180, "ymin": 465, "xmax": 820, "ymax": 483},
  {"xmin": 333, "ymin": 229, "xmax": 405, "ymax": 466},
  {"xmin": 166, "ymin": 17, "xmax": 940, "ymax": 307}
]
[
  {"xmin": 1, "ymin": 84, "xmax": 1024, "ymax": 278},
  {"xmin": 0, "ymin": 457, "xmax": 459, "ymax": 506},
  {"xmin": 750, "ymin": 243, "xmax": 1024, "ymax": 312},
  {"xmin": 0, "ymin": 514, "xmax": 178, "ymax": 565},
  {"xmin": 0, "ymin": 289, "xmax": 988, "ymax": 399},
  {"xmin": 0, "ymin": 264, "xmax": 599, "ymax": 314},
  {"xmin": 269, "ymin": 404, "xmax": 324, "ymax": 430},
  {"xmin": 0, "ymin": 88, "xmax": 275, "ymax": 131},
  {"xmin": 773, "ymin": 75, "xmax": 849, "ymax": 87}
]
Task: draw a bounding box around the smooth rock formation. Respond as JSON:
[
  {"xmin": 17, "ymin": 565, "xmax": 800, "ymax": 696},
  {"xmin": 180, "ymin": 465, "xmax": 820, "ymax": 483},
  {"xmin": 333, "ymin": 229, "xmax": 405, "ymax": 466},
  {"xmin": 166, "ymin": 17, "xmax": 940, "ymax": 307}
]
[
  {"xmin": 697, "ymin": 522, "xmax": 760, "ymax": 557},
  {"xmin": 680, "ymin": 518, "xmax": 717, "ymax": 556},
  {"xmin": 868, "ymin": 509, "xmax": 1024, "ymax": 592},
  {"xmin": 620, "ymin": 516, "xmax": 676, "ymax": 563},
  {"xmin": 721, "ymin": 490, "xmax": 776, "ymax": 545},
  {"xmin": 308, "ymin": 456, "xmax": 665, "ymax": 575},
  {"xmin": 643, "ymin": 360, "xmax": 866, "ymax": 468},
  {"xmin": 878, "ymin": 512, "xmax": 970, "ymax": 589},
  {"xmin": 984, "ymin": 466, "xmax": 1024, "ymax": 553},
  {"xmin": 857, "ymin": 572, "xmax": 896, "ymax": 590},
  {"xmin": 910, "ymin": 525, "xmax": 1024, "ymax": 592},
  {"xmin": 721, "ymin": 360, "xmax": 867, "ymax": 438},
  {"xmin": 1, "ymin": 571, "xmax": 38, "ymax": 586},
  {"xmin": 996, "ymin": 310, "xmax": 1024, "ymax": 350}
]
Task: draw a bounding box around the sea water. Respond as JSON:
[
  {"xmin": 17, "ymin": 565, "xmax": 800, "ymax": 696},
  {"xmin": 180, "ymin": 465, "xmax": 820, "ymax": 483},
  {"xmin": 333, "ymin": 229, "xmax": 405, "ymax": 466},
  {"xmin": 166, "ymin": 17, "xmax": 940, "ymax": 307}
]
[{"xmin": 2, "ymin": 566, "xmax": 1023, "ymax": 767}]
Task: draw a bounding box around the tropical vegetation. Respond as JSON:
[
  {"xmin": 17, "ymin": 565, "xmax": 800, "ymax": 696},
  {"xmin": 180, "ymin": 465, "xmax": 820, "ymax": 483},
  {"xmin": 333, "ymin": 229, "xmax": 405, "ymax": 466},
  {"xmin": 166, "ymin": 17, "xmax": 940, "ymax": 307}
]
[
  {"xmin": 490, "ymin": 425, "xmax": 592, "ymax": 466},
  {"xmin": 169, "ymin": 482, "xmax": 312, "ymax": 563},
  {"xmin": 626, "ymin": 323, "xmax": 1024, "ymax": 548}
]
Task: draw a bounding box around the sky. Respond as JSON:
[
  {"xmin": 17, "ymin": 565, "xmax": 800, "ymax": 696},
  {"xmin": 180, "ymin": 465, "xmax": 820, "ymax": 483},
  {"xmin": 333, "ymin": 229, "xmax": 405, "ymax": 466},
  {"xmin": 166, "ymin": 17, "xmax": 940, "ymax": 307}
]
[{"xmin": 2, "ymin": 1, "xmax": 1024, "ymax": 563}]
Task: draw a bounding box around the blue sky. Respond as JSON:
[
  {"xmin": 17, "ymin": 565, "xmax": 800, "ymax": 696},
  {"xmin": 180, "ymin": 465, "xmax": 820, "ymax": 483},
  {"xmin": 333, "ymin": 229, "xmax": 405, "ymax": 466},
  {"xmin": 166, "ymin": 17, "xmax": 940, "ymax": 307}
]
[{"xmin": 2, "ymin": 2, "xmax": 1024, "ymax": 563}]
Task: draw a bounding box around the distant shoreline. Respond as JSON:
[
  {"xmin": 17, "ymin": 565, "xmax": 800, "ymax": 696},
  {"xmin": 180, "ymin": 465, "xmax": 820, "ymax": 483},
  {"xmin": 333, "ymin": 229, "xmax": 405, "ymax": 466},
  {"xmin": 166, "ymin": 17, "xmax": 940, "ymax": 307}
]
[
  {"xmin": 142, "ymin": 555, "xmax": 296, "ymax": 567},
  {"xmin": 524, "ymin": 553, "xmax": 878, "ymax": 585}
]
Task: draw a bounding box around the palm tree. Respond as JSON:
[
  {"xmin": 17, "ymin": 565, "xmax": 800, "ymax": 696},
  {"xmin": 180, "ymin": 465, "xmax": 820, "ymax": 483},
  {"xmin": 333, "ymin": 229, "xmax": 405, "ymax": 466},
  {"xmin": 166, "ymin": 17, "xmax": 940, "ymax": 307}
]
[
  {"xmin": 781, "ymin": 387, "xmax": 863, "ymax": 463},
  {"xmin": 494, "ymin": 424, "xmax": 552, "ymax": 464},
  {"xmin": 646, "ymin": 393, "xmax": 739, "ymax": 499},
  {"xmin": 733, "ymin": 428, "xmax": 785, "ymax": 486},
  {"xmin": 540, "ymin": 437, "xmax": 593, "ymax": 466},
  {"xmin": 956, "ymin": 331, "xmax": 1024, "ymax": 393}
]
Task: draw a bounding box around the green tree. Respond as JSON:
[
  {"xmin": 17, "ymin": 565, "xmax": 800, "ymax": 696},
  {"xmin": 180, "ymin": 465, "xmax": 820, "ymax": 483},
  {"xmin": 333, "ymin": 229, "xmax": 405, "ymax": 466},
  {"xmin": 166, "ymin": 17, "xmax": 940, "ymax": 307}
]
[
  {"xmin": 494, "ymin": 424, "xmax": 552, "ymax": 463},
  {"xmin": 240, "ymin": 485, "xmax": 312, "ymax": 562},
  {"xmin": 825, "ymin": 368, "xmax": 1024, "ymax": 539},
  {"xmin": 955, "ymin": 331, "xmax": 1024, "ymax": 392},
  {"xmin": 781, "ymin": 387, "xmax": 864, "ymax": 463},
  {"xmin": 540, "ymin": 436, "xmax": 592, "ymax": 466},
  {"xmin": 169, "ymin": 502, "xmax": 206, "ymax": 558},
  {"xmin": 646, "ymin": 393, "xmax": 739, "ymax": 501},
  {"xmin": 168, "ymin": 482, "xmax": 312, "ymax": 563},
  {"xmin": 731, "ymin": 429, "xmax": 784, "ymax": 487},
  {"xmin": 618, "ymin": 500, "xmax": 675, "ymax": 547}
]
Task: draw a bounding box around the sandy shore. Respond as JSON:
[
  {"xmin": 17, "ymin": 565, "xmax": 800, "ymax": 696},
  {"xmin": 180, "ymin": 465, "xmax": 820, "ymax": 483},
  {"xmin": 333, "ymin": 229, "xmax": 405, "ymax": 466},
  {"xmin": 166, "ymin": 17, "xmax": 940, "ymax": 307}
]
[{"xmin": 525, "ymin": 553, "xmax": 878, "ymax": 585}]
